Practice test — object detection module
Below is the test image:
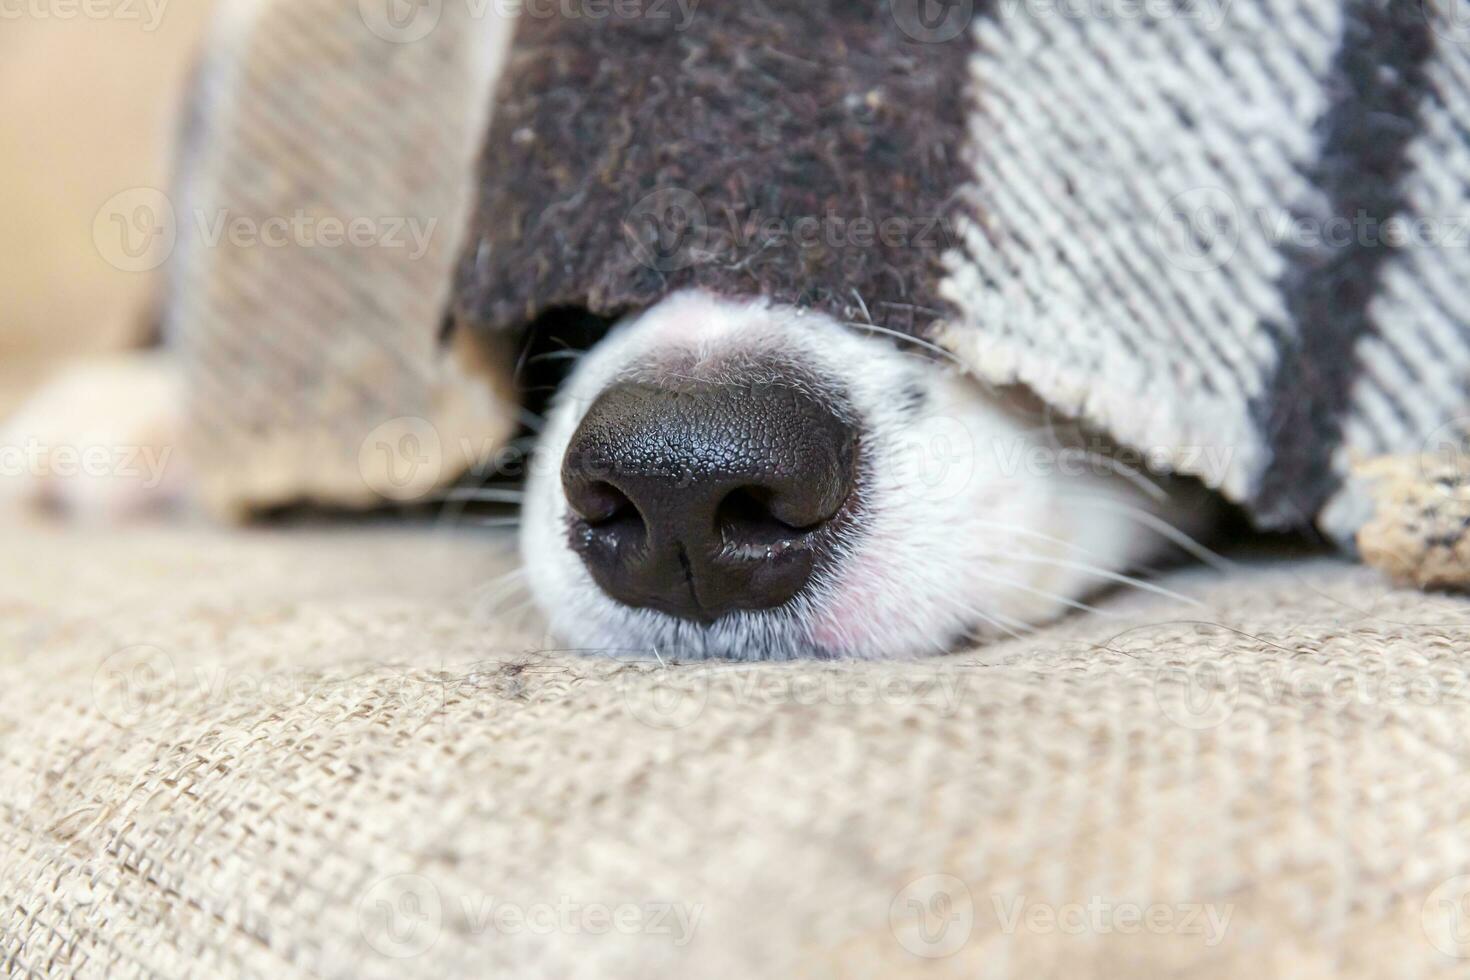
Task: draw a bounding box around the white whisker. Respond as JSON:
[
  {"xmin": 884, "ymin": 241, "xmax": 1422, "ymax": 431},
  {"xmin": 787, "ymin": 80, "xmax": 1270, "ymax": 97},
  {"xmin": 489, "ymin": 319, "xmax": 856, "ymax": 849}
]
[
  {"xmin": 474, "ymin": 567, "xmax": 527, "ymax": 598},
  {"xmin": 1069, "ymin": 453, "xmax": 1169, "ymax": 502},
  {"xmin": 476, "ymin": 575, "xmax": 533, "ymax": 619},
  {"xmin": 983, "ymin": 607, "xmax": 1037, "ymax": 633},
  {"xmin": 1054, "ymin": 494, "xmax": 1236, "ymax": 572},
  {"xmin": 980, "ymin": 551, "xmax": 1203, "ymax": 607},
  {"xmin": 430, "ymin": 488, "xmax": 526, "ymax": 505},
  {"xmin": 932, "ymin": 585, "xmax": 1038, "ymax": 641},
  {"xmin": 963, "ymin": 606, "xmax": 1027, "ymax": 641},
  {"xmin": 839, "ymin": 320, "xmax": 979, "ymax": 378},
  {"xmin": 968, "ymin": 567, "xmax": 1123, "ymax": 619},
  {"xmin": 965, "ymin": 519, "xmax": 1110, "ymax": 562}
]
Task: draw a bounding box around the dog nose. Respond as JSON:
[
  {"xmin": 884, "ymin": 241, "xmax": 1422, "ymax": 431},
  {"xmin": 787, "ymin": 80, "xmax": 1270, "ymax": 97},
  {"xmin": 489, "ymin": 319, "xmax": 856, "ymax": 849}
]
[{"xmin": 561, "ymin": 379, "xmax": 858, "ymax": 623}]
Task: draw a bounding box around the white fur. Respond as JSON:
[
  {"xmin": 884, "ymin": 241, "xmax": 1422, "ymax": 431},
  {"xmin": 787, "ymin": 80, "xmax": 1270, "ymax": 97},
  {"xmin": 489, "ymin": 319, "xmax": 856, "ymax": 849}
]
[
  {"xmin": 522, "ymin": 290, "xmax": 1184, "ymax": 661},
  {"xmin": 0, "ymin": 353, "xmax": 187, "ymax": 522}
]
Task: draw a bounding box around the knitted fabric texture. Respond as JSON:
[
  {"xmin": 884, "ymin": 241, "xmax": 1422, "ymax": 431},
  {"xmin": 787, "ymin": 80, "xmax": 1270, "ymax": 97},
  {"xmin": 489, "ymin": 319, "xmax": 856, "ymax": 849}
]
[
  {"xmin": 1357, "ymin": 448, "xmax": 1470, "ymax": 590},
  {"xmin": 452, "ymin": 0, "xmax": 971, "ymax": 337},
  {"xmin": 6, "ymin": 518, "xmax": 1470, "ymax": 977},
  {"xmin": 455, "ymin": 0, "xmax": 1470, "ymax": 547},
  {"xmin": 938, "ymin": 0, "xmax": 1470, "ymax": 543},
  {"xmin": 169, "ymin": 0, "xmax": 518, "ymax": 518}
]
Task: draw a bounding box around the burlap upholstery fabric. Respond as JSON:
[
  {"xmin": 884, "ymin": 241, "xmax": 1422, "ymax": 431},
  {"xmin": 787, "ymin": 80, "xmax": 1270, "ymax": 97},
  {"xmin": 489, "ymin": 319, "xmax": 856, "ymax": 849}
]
[{"xmin": 6, "ymin": 517, "xmax": 1470, "ymax": 977}]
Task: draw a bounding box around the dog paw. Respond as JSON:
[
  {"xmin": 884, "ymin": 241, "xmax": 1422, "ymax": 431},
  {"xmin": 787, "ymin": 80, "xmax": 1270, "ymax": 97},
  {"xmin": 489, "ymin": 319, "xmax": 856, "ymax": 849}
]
[{"xmin": 0, "ymin": 352, "xmax": 187, "ymax": 522}]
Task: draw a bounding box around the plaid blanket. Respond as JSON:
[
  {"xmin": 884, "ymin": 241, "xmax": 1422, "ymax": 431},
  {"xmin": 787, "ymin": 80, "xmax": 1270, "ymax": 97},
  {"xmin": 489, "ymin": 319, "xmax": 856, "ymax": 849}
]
[
  {"xmin": 168, "ymin": 0, "xmax": 1470, "ymax": 581},
  {"xmin": 454, "ymin": 0, "xmax": 1470, "ymax": 545}
]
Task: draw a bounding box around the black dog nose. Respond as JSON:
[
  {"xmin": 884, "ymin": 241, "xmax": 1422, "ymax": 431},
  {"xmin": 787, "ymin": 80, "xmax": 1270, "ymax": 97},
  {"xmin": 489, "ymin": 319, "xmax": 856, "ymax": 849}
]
[{"xmin": 562, "ymin": 379, "xmax": 858, "ymax": 623}]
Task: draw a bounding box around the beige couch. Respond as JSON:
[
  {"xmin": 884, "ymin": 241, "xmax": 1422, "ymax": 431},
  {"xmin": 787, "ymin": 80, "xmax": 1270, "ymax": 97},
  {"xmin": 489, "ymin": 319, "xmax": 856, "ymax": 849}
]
[{"xmin": 5, "ymin": 518, "xmax": 1470, "ymax": 977}]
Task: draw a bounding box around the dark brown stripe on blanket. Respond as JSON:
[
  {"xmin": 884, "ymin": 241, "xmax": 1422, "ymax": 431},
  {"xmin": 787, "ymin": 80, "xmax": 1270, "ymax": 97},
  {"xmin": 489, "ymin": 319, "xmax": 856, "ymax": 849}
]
[
  {"xmin": 1250, "ymin": 1, "xmax": 1435, "ymax": 530},
  {"xmin": 454, "ymin": 0, "xmax": 975, "ymax": 340}
]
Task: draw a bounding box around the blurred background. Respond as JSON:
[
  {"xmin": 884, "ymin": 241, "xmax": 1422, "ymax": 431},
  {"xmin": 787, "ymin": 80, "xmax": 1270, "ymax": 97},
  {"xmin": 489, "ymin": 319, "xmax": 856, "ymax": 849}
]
[{"xmin": 0, "ymin": 0, "xmax": 213, "ymax": 414}]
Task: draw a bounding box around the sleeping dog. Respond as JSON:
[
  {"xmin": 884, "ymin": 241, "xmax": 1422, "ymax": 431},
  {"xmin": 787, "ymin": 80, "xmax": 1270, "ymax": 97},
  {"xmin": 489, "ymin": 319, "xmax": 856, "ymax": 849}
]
[
  {"xmin": 516, "ymin": 290, "xmax": 1189, "ymax": 660},
  {"xmin": 8, "ymin": 0, "xmax": 1465, "ymax": 660}
]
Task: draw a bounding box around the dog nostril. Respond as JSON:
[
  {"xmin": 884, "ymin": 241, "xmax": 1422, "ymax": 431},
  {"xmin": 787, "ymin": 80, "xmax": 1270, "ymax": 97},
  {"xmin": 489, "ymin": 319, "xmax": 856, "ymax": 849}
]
[
  {"xmin": 566, "ymin": 479, "xmax": 647, "ymax": 551},
  {"xmin": 716, "ymin": 487, "xmax": 817, "ymax": 550},
  {"xmin": 573, "ymin": 480, "xmax": 635, "ymax": 526}
]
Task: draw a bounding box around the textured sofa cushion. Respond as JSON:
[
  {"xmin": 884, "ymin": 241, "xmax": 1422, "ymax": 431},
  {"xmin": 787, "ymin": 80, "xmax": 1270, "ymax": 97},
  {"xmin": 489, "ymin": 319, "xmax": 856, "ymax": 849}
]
[{"xmin": 4, "ymin": 518, "xmax": 1470, "ymax": 977}]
